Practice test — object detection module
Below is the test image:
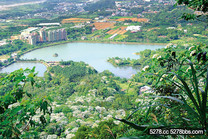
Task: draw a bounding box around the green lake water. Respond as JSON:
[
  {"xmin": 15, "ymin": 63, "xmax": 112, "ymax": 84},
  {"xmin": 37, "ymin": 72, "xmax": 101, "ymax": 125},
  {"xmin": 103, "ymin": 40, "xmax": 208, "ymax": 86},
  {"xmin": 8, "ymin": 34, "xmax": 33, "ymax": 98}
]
[{"xmin": 1, "ymin": 42, "xmax": 164, "ymax": 78}]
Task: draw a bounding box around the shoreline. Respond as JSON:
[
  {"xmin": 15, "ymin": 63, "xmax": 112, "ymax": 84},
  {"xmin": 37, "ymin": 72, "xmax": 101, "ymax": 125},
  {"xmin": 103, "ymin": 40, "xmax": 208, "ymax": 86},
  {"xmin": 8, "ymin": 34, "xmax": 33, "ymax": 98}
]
[
  {"xmin": 18, "ymin": 40, "xmax": 166, "ymax": 58},
  {"xmin": 0, "ymin": 60, "xmax": 49, "ymax": 69},
  {"xmin": 0, "ymin": 40, "xmax": 165, "ymax": 69},
  {"xmin": 20, "ymin": 40, "xmax": 73, "ymax": 56},
  {"xmin": 73, "ymin": 40, "xmax": 167, "ymax": 46}
]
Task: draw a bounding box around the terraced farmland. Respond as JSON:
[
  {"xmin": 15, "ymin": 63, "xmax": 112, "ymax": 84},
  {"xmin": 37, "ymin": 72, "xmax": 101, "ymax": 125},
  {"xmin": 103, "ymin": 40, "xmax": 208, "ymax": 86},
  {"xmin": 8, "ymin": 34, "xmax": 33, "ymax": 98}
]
[
  {"xmin": 62, "ymin": 18, "xmax": 91, "ymax": 24},
  {"xmin": 93, "ymin": 22, "xmax": 115, "ymax": 30},
  {"xmin": 107, "ymin": 26, "xmax": 127, "ymax": 35},
  {"xmin": 116, "ymin": 18, "xmax": 149, "ymax": 22}
]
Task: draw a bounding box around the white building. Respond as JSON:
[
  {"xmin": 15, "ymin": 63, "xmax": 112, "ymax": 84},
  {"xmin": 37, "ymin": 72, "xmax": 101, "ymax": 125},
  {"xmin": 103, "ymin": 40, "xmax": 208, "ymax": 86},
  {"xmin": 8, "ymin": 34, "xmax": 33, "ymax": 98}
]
[
  {"xmin": 0, "ymin": 40, "xmax": 7, "ymax": 46},
  {"xmin": 37, "ymin": 23, "xmax": 61, "ymax": 26},
  {"xmin": 166, "ymin": 27, "xmax": 176, "ymax": 30},
  {"xmin": 109, "ymin": 34, "xmax": 118, "ymax": 39},
  {"xmin": 20, "ymin": 27, "xmax": 39, "ymax": 39},
  {"xmin": 126, "ymin": 26, "xmax": 141, "ymax": 32},
  {"xmin": 115, "ymin": 1, "xmax": 122, "ymax": 7}
]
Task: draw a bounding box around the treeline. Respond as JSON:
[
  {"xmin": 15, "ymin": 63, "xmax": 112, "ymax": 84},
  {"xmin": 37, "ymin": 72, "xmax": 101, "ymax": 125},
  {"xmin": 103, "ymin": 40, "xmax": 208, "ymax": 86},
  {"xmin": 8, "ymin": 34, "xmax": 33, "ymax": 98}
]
[
  {"xmin": 66, "ymin": 26, "xmax": 93, "ymax": 40},
  {"xmin": 124, "ymin": 29, "xmax": 184, "ymax": 43},
  {"xmin": 0, "ymin": 40, "xmax": 34, "ymax": 56},
  {"xmin": 2, "ymin": 43, "xmax": 208, "ymax": 138},
  {"xmin": 107, "ymin": 57, "xmax": 141, "ymax": 67},
  {"xmin": 107, "ymin": 49, "xmax": 156, "ymax": 68},
  {"xmin": 0, "ymin": 26, "xmax": 27, "ymax": 40},
  {"xmin": 144, "ymin": 6, "xmax": 192, "ymax": 27},
  {"xmin": 84, "ymin": 0, "xmax": 116, "ymax": 12},
  {"xmin": 18, "ymin": 60, "xmax": 139, "ymax": 138},
  {"xmin": 49, "ymin": 61, "xmax": 97, "ymax": 82}
]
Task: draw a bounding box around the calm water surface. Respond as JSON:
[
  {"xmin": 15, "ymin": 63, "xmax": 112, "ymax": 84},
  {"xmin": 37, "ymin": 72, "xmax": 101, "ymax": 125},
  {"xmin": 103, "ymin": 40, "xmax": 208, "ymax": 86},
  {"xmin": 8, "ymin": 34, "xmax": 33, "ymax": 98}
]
[
  {"xmin": 1, "ymin": 43, "xmax": 164, "ymax": 78},
  {"xmin": 0, "ymin": 62, "xmax": 47, "ymax": 77}
]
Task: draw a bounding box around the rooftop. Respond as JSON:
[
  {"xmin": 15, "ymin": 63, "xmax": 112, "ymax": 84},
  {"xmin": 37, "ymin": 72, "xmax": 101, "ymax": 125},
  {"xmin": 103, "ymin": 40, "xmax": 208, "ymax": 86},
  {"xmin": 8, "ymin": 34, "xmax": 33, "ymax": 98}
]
[{"xmin": 37, "ymin": 23, "xmax": 61, "ymax": 26}]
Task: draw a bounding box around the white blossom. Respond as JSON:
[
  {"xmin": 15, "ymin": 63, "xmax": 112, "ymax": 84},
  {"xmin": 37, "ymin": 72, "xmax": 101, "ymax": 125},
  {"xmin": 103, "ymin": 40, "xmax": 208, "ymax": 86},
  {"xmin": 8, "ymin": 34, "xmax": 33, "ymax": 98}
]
[
  {"xmin": 155, "ymin": 106, "xmax": 160, "ymax": 110},
  {"xmin": 190, "ymin": 50, "xmax": 196, "ymax": 56},
  {"xmin": 66, "ymin": 134, "xmax": 75, "ymax": 139},
  {"xmin": 188, "ymin": 46, "xmax": 195, "ymax": 51},
  {"xmin": 162, "ymin": 74, "xmax": 168, "ymax": 78},
  {"xmin": 186, "ymin": 66, "xmax": 191, "ymax": 72},
  {"xmin": 172, "ymin": 75, "xmax": 177, "ymax": 80},
  {"xmin": 183, "ymin": 44, "xmax": 189, "ymax": 47},
  {"xmin": 199, "ymin": 78, "xmax": 204, "ymax": 86},
  {"xmin": 157, "ymin": 56, "xmax": 162, "ymax": 60},
  {"xmin": 152, "ymin": 54, "xmax": 158, "ymax": 59},
  {"xmin": 165, "ymin": 43, "xmax": 173, "ymax": 49},
  {"xmin": 142, "ymin": 65, "xmax": 150, "ymax": 71},
  {"xmin": 160, "ymin": 74, "xmax": 168, "ymax": 81},
  {"xmin": 92, "ymin": 123, "xmax": 98, "ymax": 128}
]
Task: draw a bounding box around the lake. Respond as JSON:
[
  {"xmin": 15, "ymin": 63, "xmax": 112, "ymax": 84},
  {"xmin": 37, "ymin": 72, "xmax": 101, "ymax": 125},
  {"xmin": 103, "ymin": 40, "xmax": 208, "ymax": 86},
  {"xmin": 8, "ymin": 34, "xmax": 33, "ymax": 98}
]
[
  {"xmin": 1, "ymin": 42, "xmax": 164, "ymax": 78},
  {"xmin": 0, "ymin": 62, "xmax": 47, "ymax": 77}
]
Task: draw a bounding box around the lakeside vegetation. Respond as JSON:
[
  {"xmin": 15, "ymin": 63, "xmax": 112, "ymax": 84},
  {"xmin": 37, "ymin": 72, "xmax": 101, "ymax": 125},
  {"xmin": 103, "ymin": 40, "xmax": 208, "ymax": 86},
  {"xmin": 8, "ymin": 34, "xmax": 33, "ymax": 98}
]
[
  {"xmin": 1, "ymin": 43, "xmax": 207, "ymax": 138},
  {"xmin": 107, "ymin": 49, "xmax": 155, "ymax": 68},
  {"xmin": 107, "ymin": 57, "xmax": 141, "ymax": 67}
]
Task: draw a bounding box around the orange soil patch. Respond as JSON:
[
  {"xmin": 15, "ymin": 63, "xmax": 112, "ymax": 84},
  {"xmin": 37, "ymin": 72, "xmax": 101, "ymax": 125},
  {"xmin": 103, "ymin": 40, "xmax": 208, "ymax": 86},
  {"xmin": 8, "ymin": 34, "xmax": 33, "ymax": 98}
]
[
  {"xmin": 116, "ymin": 18, "xmax": 149, "ymax": 22},
  {"xmin": 106, "ymin": 26, "xmax": 127, "ymax": 35},
  {"xmin": 0, "ymin": 26, "xmax": 8, "ymax": 29},
  {"xmin": 93, "ymin": 22, "xmax": 115, "ymax": 30},
  {"xmin": 62, "ymin": 18, "xmax": 91, "ymax": 24}
]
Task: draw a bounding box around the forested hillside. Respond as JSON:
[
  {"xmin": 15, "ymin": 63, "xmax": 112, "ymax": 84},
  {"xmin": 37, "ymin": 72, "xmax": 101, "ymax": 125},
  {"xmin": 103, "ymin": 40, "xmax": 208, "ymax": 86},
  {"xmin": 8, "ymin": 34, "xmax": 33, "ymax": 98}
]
[{"xmin": 0, "ymin": 0, "xmax": 208, "ymax": 138}]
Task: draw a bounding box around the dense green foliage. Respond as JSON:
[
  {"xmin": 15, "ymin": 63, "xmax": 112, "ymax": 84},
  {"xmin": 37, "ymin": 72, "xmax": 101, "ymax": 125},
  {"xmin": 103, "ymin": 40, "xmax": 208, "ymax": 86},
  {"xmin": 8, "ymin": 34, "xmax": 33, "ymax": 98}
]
[
  {"xmin": 107, "ymin": 49, "xmax": 155, "ymax": 67},
  {"xmin": 84, "ymin": 0, "xmax": 116, "ymax": 12},
  {"xmin": 0, "ymin": 40, "xmax": 33, "ymax": 56},
  {"xmin": 1, "ymin": 0, "xmax": 208, "ymax": 138},
  {"xmin": 16, "ymin": 61, "xmax": 140, "ymax": 137},
  {"xmin": 0, "ymin": 68, "xmax": 52, "ymax": 138},
  {"xmin": 73, "ymin": 120, "xmax": 123, "ymax": 139},
  {"xmin": 49, "ymin": 61, "xmax": 97, "ymax": 82},
  {"xmin": 0, "ymin": 26, "xmax": 27, "ymax": 40},
  {"xmin": 107, "ymin": 57, "xmax": 141, "ymax": 67},
  {"xmin": 176, "ymin": 0, "xmax": 208, "ymax": 20},
  {"xmin": 113, "ymin": 43, "xmax": 208, "ymax": 137},
  {"xmin": 1, "ymin": 47, "xmax": 208, "ymax": 138}
]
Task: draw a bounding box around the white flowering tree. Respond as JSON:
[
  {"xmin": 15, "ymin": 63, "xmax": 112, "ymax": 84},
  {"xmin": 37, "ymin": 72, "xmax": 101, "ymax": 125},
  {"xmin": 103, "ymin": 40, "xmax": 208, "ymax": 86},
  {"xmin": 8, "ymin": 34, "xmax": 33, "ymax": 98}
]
[
  {"xmin": 116, "ymin": 43, "xmax": 208, "ymax": 135},
  {"xmin": 0, "ymin": 68, "xmax": 52, "ymax": 138},
  {"xmin": 146, "ymin": 43, "xmax": 208, "ymax": 131}
]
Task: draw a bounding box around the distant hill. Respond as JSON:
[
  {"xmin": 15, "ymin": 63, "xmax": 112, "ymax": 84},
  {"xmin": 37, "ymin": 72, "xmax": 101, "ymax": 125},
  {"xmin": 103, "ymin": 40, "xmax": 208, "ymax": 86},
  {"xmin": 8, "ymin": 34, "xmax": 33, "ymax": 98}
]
[
  {"xmin": 84, "ymin": 0, "xmax": 116, "ymax": 12},
  {"xmin": 0, "ymin": 0, "xmax": 42, "ymax": 5}
]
